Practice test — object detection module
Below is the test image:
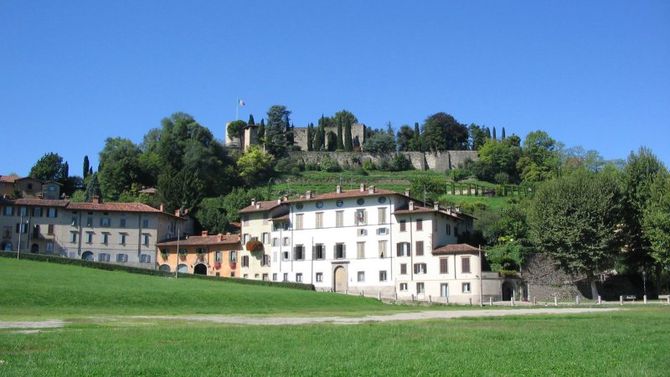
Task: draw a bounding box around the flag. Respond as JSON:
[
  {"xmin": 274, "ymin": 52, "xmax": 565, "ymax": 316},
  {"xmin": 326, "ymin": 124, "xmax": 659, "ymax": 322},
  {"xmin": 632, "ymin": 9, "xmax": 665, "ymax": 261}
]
[{"xmin": 238, "ymin": 99, "xmax": 246, "ymax": 107}]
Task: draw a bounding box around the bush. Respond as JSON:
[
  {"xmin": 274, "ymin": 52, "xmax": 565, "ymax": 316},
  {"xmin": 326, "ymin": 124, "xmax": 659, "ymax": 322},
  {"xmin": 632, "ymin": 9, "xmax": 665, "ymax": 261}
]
[
  {"xmin": 388, "ymin": 154, "xmax": 413, "ymax": 171},
  {"xmin": 362, "ymin": 160, "xmax": 376, "ymax": 171},
  {"xmin": 320, "ymin": 156, "xmax": 342, "ymax": 172},
  {"xmin": 494, "ymin": 172, "xmax": 510, "ymax": 184},
  {"xmin": 449, "ymin": 168, "xmax": 469, "ymax": 182},
  {"xmin": 246, "ymin": 239, "xmax": 264, "ymax": 252}
]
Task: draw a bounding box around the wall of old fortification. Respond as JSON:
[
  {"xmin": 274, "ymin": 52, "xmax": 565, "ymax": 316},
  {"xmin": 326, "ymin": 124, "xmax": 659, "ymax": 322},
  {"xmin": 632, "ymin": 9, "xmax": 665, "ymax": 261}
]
[{"xmin": 288, "ymin": 150, "xmax": 478, "ymax": 172}]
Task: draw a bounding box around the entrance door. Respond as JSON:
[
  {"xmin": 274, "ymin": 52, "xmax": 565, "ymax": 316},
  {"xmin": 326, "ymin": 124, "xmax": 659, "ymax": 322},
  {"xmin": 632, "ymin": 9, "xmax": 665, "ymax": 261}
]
[
  {"xmin": 333, "ymin": 266, "xmax": 348, "ymax": 292},
  {"xmin": 31, "ymin": 243, "xmax": 39, "ymax": 253},
  {"xmin": 502, "ymin": 282, "xmax": 514, "ymax": 301},
  {"xmin": 177, "ymin": 264, "xmax": 188, "ymax": 273},
  {"xmin": 194, "ymin": 264, "xmax": 207, "ymax": 275},
  {"xmin": 440, "ymin": 283, "xmax": 449, "ymax": 298}
]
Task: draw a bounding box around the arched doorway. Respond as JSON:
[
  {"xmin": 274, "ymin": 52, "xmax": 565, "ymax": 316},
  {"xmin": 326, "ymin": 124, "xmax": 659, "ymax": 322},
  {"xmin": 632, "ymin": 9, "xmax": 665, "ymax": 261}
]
[
  {"xmin": 177, "ymin": 264, "xmax": 188, "ymax": 273},
  {"xmin": 31, "ymin": 243, "xmax": 39, "ymax": 253},
  {"xmin": 502, "ymin": 281, "xmax": 514, "ymax": 301},
  {"xmin": 194, "ymin": 264, "xmax": 207, "ymax": 275},
  {"xmin": 82, "ymin": 251, "xmax": 94, "ymax": 261},
  {"xmin": 158, "ymin": 264, "xmax": 171, "ymax": 272},
  {"xmin": 333, "ymin": 266, "xmax": 348, "ymax": 292},
  {"xmin": 2, "ymin": 242, "xmax": 12, "ymax": 251}
]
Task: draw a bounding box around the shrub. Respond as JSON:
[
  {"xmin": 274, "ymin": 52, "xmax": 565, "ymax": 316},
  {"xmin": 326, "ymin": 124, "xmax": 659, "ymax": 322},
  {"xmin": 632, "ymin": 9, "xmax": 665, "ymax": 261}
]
[
  {"xmin": 388, "ymin": 154, "xmax": 413, "ymax": 171},
  {"xmin": 362, "ymin": 160, "xmax": 376, "ymax": 171},
  {"xmin": 320, "ymin": 156, "xmax": 342, "ymax": 172}
]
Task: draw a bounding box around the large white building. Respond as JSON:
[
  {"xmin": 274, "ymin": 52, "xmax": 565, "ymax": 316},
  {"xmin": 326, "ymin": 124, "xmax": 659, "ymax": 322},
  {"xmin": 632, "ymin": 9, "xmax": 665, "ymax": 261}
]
[{"xmin": 240, "ymin": 184, "xmax": 502, "ymax": 304}]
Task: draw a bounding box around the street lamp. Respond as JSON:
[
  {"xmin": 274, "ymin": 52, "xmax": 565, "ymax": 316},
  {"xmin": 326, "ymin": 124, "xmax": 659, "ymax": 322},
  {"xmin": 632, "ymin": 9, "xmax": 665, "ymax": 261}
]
[{"xmin": 17, "ymin": 214, "xmax": 28, "ymax": 260}]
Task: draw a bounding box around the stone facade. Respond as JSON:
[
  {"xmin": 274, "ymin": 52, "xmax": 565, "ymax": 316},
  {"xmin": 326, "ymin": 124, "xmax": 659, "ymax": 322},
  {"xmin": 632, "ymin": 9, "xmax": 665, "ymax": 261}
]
[
  {"xmin": 289, "ymin": 150, "xmax": 478, "ymax": 172},
  {"xmin": 521, "ymin": 253, "xmax": 590, "ymax": 301}
]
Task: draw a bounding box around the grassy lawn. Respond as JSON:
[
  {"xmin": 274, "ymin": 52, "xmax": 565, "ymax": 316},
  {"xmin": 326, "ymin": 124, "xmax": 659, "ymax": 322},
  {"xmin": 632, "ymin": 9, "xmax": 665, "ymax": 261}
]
[
  {"xmin": 0, "ymin": 258, "xmax": 418, "ymax": 319},
  {"xmin": 1, "ymin": 308, "xmax": 668, "ymax": 376}
]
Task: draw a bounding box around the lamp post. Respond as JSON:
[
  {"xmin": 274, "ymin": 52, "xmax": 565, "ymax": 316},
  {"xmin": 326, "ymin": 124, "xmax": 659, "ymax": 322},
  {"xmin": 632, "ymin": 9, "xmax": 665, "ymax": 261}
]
[{"xmin": 17, "ymin": 213, "xmax": 28, "ymax": 260}]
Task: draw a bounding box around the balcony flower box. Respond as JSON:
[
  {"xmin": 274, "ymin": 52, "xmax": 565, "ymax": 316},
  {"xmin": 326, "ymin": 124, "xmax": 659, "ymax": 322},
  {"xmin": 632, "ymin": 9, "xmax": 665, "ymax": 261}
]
[{"xmin": 246, "ymin": 240, "xmax": 264, "ymax": 253}]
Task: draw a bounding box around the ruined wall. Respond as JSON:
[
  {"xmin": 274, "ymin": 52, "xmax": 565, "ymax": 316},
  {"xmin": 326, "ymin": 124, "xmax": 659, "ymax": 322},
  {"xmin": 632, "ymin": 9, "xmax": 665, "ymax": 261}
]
[
  {"xmin": 521, "ymin": 253, "xmax": 590, "ymax": 301},
  {"xmin": 289, "ymin": 150, "xmax": 478, "ymax": 172}
]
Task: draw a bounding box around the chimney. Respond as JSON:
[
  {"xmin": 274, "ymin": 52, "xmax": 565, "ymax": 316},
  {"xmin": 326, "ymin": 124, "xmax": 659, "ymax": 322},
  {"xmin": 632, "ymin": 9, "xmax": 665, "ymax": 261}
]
[
  {"xmin": 251, "ymin": 198, "xmax": 256, "ymax": 206},
  {"xmin": 409, "ymin": 200, "xmax": 415, "ymax": 211},
  {"xmin": 92, "ymin": 195, "xmax": 101, "ymax": 204},
  {"xmin": 277, "ymin": 198, "xmax": 282, "ymax": 204},
  {"xmin": 360, "ymin": 183, "xmax": 366, "ymax": 192},
  {"xmin": 434, "ymin": 201, "xmax": 440, "ymax": 210},
  {"xmin": 368, "ymin": 185, "xmax": 376, "ymax": 194},
  {"xmin": 201, "ymin": 230, "xmax": 208, "ymax": 237},
  {"xmin": 175, "ymin": 209, "xmax": 181, "ymax": 217},
  {"xmin": 159, "ymin": 203, "xmax": 164, "ymax": 212},
  {"xmin": 306, "ymin": 190, "xmax": 312, "ymax": 199},
  {"xmin": 404, "ymin": 188, "xmax": 410, "ymax": 197},
  {"xmin": 219, "ymin": 233, "xmax": 224, "ymax": 241},
  {"xmin": 336, "ymin": 185, "xmax": 342, "ymax": 194}
]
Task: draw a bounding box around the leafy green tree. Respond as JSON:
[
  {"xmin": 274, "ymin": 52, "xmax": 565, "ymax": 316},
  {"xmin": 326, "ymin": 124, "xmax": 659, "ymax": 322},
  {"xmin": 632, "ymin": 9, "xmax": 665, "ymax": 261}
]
[
  {"xmin": 98, "ymin": 138, "xmax": 142, "ymax": 200},
  {"xmin": 362, "ymin": 131, "xmax": 396, "ymax": 154},
  {"xmin": 396, "ymin": 125, "xmax": 415, "ymax": 152},
  {"xmin": 468, "ymin": 124, "xmax": 488, "ymax": 151},
  {"xmin": 83, "ymin": 156, "xmax": 90, "ymax": 178},
  {"xmin": 227, "ymin": 120, "xmax": 247, "ymax": 149},
  {"xmin": 334, "ymin": 110, "xmax": 357, "ymax": 151},
  {"xmin": 643, "ymin": 171, "xmax": 670, "ymax": 268},
  {"xmin": 517, "ymin": 130, "xmax": 560, "ymax": 183},
  {"xmin": 472, "ymin": 139, "xmax": 521, "ymax": 182},
  {"xmin": 529, "ymin": 170, "xmax": 623, "ymax": 298},
  {"xmin": 265, "ymin": 105, "xmax": 291, "ymax": 157},
  {"xmin": 236, "ymin": 146, "xmax": 274, "ymax": 186},
  {"xmin": 195, "ymin": 196, "xmax": 230, "ymax": 234},
  {"xmin": 326, "ymin": 131, "xmax": 337, "ymax": 151},
  {"xmin": 422, "ymin": 112, "xmax": 469, "ymax": 151},
  {"xmin": 29, "ymin": 152, "xmax": 69, "ymax": 182}
]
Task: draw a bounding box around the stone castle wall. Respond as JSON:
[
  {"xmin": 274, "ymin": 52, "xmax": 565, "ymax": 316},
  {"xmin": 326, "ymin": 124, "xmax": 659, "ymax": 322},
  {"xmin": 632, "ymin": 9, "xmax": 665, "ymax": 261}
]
[
  {"xmin": 293, "ymin": 123, "xmax": 366, "ymax": 151},
  {"xmin": 288, "ymin": 150, "xmax": 478, "ymax": 172}
]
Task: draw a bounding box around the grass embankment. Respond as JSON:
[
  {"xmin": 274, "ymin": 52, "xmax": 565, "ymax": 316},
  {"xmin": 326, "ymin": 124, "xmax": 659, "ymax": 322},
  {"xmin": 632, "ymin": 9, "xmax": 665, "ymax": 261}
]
[
  {"xmin": 0, "ymin": 258, "xmax": 411, "ymax": 318},
  {"xmin": 1, "ymin": 308, "xmax": 668, "ymax": 376},
  {"xmin": 272, "ymin": 170, "xmax": 512, "ymax": 211}
]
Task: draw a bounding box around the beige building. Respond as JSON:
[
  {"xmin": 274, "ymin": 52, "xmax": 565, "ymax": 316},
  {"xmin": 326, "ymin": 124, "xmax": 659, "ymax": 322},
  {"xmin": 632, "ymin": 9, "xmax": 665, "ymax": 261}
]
[{"xmin": 238, "ymin": 199, "xmax": 288, "ymax": 280}]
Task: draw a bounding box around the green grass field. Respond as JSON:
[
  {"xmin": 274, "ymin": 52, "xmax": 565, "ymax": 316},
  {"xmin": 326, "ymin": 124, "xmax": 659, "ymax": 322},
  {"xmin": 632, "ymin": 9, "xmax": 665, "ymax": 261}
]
[{"xmin": 2, "ymin": 258, "xmax": 669, "ymax": 376}]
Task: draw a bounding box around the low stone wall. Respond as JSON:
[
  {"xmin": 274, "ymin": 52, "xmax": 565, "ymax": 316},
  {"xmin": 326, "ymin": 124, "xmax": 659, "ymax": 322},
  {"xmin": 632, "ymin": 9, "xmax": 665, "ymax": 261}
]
[
  {"xmin": 521, "ymin": 253, "xmax": 591, "ymax": 301},
  {"xmin": 289, "ymin": 150, "xmax": 478, "ymax": 172}
]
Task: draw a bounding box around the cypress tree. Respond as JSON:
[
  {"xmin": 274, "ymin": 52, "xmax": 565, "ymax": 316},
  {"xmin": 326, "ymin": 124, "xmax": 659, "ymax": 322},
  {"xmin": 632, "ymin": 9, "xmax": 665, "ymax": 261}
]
[
  {"xmin": 83, "ymin": 155, "xmax": 90, "ymax": 178},
  {"xmin": 336, "ymin": 118, "xmax": 344, "ymax": 150},
  {"xmin": 248, "ymin": 114, "xmax": 255, "ymax": 126},
  {"xmin": 344, "ymin": 120, "xmax": 353, "ymax": 151},
  {"xmin": 307, "ymin": 123, "xmax": 314, "ymax": 151},
  {"xmin": 85, "ymin": 173, "xmax": 101, "ymax": 202},
  {"xmin": 258, "ymin": 119, "xmax": 265, "ymax": 144},
  {"xmin": 492, "ymin": 127, "xmax": 497, "ymax": 140},
  {"xmin": 501, "ymin": 127, "xmax": 506, "ymax": 140},
  {"xmin": 485, "ymin": 126, "xmax": 491, "ymax": 140}
]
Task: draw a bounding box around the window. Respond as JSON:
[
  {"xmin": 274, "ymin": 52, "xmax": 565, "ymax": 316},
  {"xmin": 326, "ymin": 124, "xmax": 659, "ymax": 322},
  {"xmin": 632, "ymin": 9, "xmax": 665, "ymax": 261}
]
[
  {"xmin": 355, "ymin": 209, "xmax": 367, "ymax": 225},
  {"xmin": 241, "ymin": 255, "xmax": 250, "ymax": 267},
  {"xmin": 102, "ymin": 233, "xmax": 109, "ymax": 245},
  {"xmin": 119, "ymin": 233, "xmax": 127, "ymax": 246},
  {"xmin": 282, "ymin": 251, "xmax": 290, "ymax": 261},
  {"xmin": 400, "ymin": 264, "xmax": 407, "ymax": 275},
  {"xmin": 416, "ymin": 219, "xmax": 423, "ymax": 231},
  {"xmin": 414, "ymin": 263, "xmax": 427, "ymax": 274},
  {"xmin": 283, "ymin": 273, "xmax": 288, "ymax": 282},
  {"xmin": 315, "ymin": 201, "xmax": 324, "ymax": 208},
  {"xmin": 19, "ymin": 207, "xmax": 28, "ymax": 216},
  {"xmin": 399, "ymin": 283, "xmax": 408, "ymax": 291},
  {"xmin": 85, "ymin": 217, "xmax": 93, "ymax": 227},
  {"xmin": 142, "ymin": 219, "xmax": 149, "ymax": 228},
  {"xmin": 47, "ymin": 208, "xmax": 57, "ymax": 218},
  {"xmin": 230, "ymin": 272, "xmax": 236, "ymax": 277},
  {"xmin": 440, "ymin": 258, "xmax": 449, "ymax": 274},
  {"xmin": 263, "ymin": 213, "xmax": 269, "ymax": 223},
  {"xmin": 262, "ymin": 273, "xmax": 269, "ymax": 281},
  {"xmin": 357, "ymin": 271, "xmax": 365, "ymax": 282},
  {"xmin": 255, "ymin": 274, "xmax": 260, "ymax": 279},
  {"xmin": 116, "ymin": 254, "xmax": 128, "ymax": 263},
  {"xmin": 140, "ymin": 254, "xmax": 151, "ymax": 263},
  {"xmin": 243, "ymin": 234, "xmax": 250, "ymax": 244},
  {"xmin": 293, "ymin": 245, "xmax": 304, "ymax": 260},
  {"xmin": 16, "ymin": 223, "xmax": 28, "ymax": 234},
  {"xmin": 3, "ymin": 206, "xmax": 14, "ymax": 216},
  {"xmin": 378, "ymin": 240, "xmax": 387, "ymax": 258},
  {"xmin": 415, "ymin": 241, "xmax": 424, "ymax": 256},
  {"xmin": 262, "ymin": 232, "xmax": 270, "ymax": 244},
  {"xmin": 446, "ymin": 223, "xmax": 451, "ymax": 235},
  {"xmin": 314, "ymin": 244, "xmax": 325, "ymax": 260},
  {"xmin": 100, "ymin": 217, "xmax": 111, "ymax": 227},
  {"xmin": 335, "ymin": 211, "xmax": 343, "ymax": 227},
  {"xmin": 272, "ymin": 237, "xmax": 278, "ymax": 247},
  {"xmin": 379, "ymin": 270, "xmax": 387, "ymax": 282},
  {"xmin": 86, "ymin": 232, "xmax": 93, "ymax": 244},
  {"xmin": 399, "ymin": 220, "xmax": 406, "ymax": 232},
  {"xmin": 296, "ymin": 273, "xmax": 303, "ymax": 283},
  {"xmin": 283, "ymin": 237, "xmax": 290, "ymax": 246},
  {"xmin": 70, "ymin": 232, "xmax": 77, "ymax": 243},
  {"xmin": 376, "ymin": 227, "xmax": 388, "ymax": 235},
  {"xmin": 356, "ymin": 198, "xmax": 365, "ymax": 205},
  {"xmin": 295, "ymin": 214, "xmax": 303, "ymax": 230},
  {"xmin": 243, "ymin": 274, "xmax": 248, "ymax": 279},
  {"xmin": 462, "ymin": 257, "xmax": 471, "ymax": 273},
  {"xmin": 46, "ymin": 240, "xmax": 54, "ymax": 253},
  {"xmin": 261, "ymin": 254, "xmax": 271, "ymax": 266},
  {"xmin": 462, "ymin": 282, "xmax": 471, "ymax": 293},
  {"xmin": 316, "ymin": 272, "xmax": 323, "ymax": 282},
  {"xmin": 357, "ymin": 229, "xmax": 367, "ymax": 236},
  {"xmin": 272, "ymin": 273, "xmax": 277, "ymax": 281},
  {"xmin": 143, "ymin": 234, "xmax": 150, "ymax": 246},
  {"xmin": 215, "ymin": 251, "xmax": 222, "ymax": 262},
  {"xmin": 32, "ymin": 207, "xmax": 42, "ymax": 217},
  {"xmin": 47, "ymin": 224, "xmax": 54, "ymax": 235},
  {"xmin": 315, "ymin": 212, "xmax": 323, "ymax": 229},
  {"xmin": 396, "ymin": 242, "xmax": 410, "ymax": 257},
  {"xmin": 378, "ymin": 208, "xmax": 386, "ymax": 224},
  {"xmin": 335, "ymin": 243, "xmax": 346, "ymax": 259},
  {"xmin": 357, "ymin": 242, "xmax": 365, "ymax": 259},
  {"xmin": 417, "ymin": 282, "xmax": 425, "ymax": 294},
  {"xmin": 99, "ymin": 253, "xmax": 111, "ymax": 262},
  {"xmin": 71, "ymin": 216, "xmax": 78, "ymax": 226},
  {"xmin": 120, "ymin": 218, "xmax": 127, "ymax": 228},
  {"xmin": 336, "ymin": 199, "xmax": 344, "ymax": 207},
  {"xmin": 242, "ymin": 215, "xmax": 249, "ymax": 225},
  {"xmin": 229, "ymin": 250, "xmax": 237, "ymax": 262}
]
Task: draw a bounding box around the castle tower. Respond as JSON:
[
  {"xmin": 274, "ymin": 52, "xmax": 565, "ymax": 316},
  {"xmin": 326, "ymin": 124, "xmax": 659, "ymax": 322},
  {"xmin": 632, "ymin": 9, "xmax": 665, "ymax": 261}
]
[{"xmin": 243, "ymin": 124, "xmax": 258, "ymax": 151}]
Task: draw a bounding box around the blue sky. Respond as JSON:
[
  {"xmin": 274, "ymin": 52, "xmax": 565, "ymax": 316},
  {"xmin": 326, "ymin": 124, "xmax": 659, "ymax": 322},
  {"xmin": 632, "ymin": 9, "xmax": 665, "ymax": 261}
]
[{"xmin": 1, "ymin": 1, "xmax": 669, "ymax": 176}]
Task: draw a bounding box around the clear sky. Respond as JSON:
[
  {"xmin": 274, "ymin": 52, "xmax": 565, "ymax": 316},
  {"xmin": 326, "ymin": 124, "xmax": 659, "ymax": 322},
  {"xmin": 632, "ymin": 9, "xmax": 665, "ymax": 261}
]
[{"xmin": 1, "ymin": 1, "xmax": 669, "ymax": 177}]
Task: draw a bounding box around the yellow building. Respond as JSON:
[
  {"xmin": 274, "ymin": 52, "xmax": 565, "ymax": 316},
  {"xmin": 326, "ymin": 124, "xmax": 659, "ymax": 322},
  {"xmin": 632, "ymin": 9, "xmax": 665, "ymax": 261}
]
[{"xmin": 156, "ymin": 231, "xmax": 241, "ymax": 277}]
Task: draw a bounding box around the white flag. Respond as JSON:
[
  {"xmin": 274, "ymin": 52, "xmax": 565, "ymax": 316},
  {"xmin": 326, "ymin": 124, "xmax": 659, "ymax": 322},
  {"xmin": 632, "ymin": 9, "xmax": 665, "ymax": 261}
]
[{"xmin": 239, "ymin": 99, "xmax": 246, "ymax": 107}]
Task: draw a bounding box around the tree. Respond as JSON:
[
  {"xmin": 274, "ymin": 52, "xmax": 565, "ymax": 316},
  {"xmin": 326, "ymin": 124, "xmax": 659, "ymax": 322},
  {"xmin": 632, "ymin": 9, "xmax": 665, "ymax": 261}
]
[
  {"xmin": 529, "ymin": 170, "xmax": 623, "ymax": 298},
  {"xmin": 492, "ymin": 127, "xmax": 497, "ymax": 140},
  {"xmin": 306, "ymin": 123, "xmax": 314, "ymax": 151},
  {"xmin": 83, "ymin": 156, "xmax": 90, "ymax": 178},
  {"xmin": 468, "ymin": 124, "xmax": 488, "ymax": 151},
  {"xmin": 363, "ymin": 131, "xmax": 396, "ymax": 154},
  {"xmin": 257, "ymin": 119, "xmax": 265, "ymax": 145},
  {"xmin": 409, "ymin": 122, "xmax": 423, "ymax": 151},
  {"xmin": 326, "ymin": 131, "xmax": 337, "ymax": 151},
  {"xmin": 314, "ymin": 120, "xmax": 325, "ymax": 151},
  {"xmin": 265, "ymin": 105, "xmax": 291, "ymax": 157},
  {"xmin": 517, "ymin": 130, "xmax": 560, "ymax": 183},
  {"xmin": 643, "ymin": 171, "xmax": 670, "ymax": 268},
  {"xmin": 471, "ymin": 139, "xmax": 521, "ymax": 182},
  {"xmin": 248, "ymin": 114, "xmax": 255, "ymax": 126},
  {"xmin": 29, "ymin": 153, "xmax": 69, "ymax": 182},
  {"xmin": 98, "ymin": 138, "xmax": 143, "ymax": 200},
  {"xmin": 396, "ymin": 125, "xmax": 415, "ymax": 152},
  {"xmin": 227, "ymin": 120, "xmax": 247, "ymax": 150},
  {"xmin": 336, "ymin": 118, "xmax": 344, "ymax": 150},
  {"xmin": 84, "ymin": 173, "xmax": 101, "ymax": 201},
  {"xmin": 333, "ymin": 110, "xmax": 357, "ymax": 151},
  {"xmin": 236, "ymin": 146, "xmax": 274, "ymax": 186},
  {"xmin": 501, "ymin": 127, "xmax": 506, "ymax": 140},
  {"xmin": 422, "ymin": 112, "xmax": 469, "ymax": 151}
]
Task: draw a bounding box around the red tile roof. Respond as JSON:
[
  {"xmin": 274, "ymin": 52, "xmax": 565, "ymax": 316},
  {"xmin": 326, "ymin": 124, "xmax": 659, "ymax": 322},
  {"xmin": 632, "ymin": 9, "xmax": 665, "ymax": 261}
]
[
  {"xmin": 239, "ymin": 200, "xmax": 285, "ymax": 214},
  {"xmin": 157, "ymin": 233, "xmax": 241, "ymax": 247},
  {"xmin": 290, "ymin": 188, "xmax": 397, "ymax": 203},
  {"xmin": 0, "ymin": 175, "xmax": 20, "ymax": 183},
  {"xmin": 432, "ymin": 243, "xmax": 480, "ymax": 255},
  {"xmin": 14, "ymin": 198, "xmax": 69, "ymax": 207},
  {"xmin": 66, "ymin": 202, "xmax": 164, "ymax": 213}
]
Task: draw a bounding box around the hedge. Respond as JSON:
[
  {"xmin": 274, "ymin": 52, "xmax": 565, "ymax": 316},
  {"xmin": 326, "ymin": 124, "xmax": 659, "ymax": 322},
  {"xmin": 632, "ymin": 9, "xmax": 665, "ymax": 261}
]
[{"xmin": 0, "ymin": 251, "xmax": 315, "ymax": 291}]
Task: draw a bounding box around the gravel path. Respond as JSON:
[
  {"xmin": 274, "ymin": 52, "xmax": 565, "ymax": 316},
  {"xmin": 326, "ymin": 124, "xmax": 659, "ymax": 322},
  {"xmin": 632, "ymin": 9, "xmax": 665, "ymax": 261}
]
[{"xmin": 0, "ymin": 308, "xmax": 618, "ymax": 329}]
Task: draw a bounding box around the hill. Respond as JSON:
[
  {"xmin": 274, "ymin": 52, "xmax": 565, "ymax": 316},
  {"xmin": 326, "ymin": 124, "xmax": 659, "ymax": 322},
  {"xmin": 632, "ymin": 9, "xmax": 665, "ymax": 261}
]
[{"xmin": 0, "ymin": 258, "xmax": 410, "ymax": 318}]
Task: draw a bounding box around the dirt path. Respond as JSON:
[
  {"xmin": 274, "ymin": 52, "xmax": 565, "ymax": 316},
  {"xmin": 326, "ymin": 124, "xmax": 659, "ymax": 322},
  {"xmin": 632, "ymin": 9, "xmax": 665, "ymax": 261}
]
[{"xmin": 0, "ymin": 308, "xmax": 618, "ymax": 329}]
